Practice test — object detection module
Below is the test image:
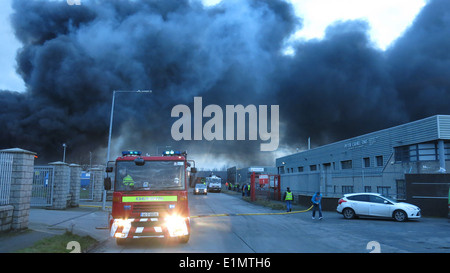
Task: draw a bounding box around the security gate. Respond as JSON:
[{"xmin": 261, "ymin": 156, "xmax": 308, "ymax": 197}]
[
  {"xmin": 31, "ymin": 166, "xmax": 54, "ymax": 207},
  {"xmin": 80, "ymin": 171, "xmax": 94, "ymax": 200},
  {"xmin": 0, "ymin": 153, "xmax": 13, "ymax": 205}
]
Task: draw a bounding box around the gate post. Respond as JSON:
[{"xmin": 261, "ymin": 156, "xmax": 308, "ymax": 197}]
[
  {"xmin": 251, "ymin": 172, "xmax": 256, "ymax": 202},
  {"xmin": 0, "ymin": 148, "xmax": 36, "ymax": 230},
  {"xmin": 277, "ymin": 175, "xmax": 281, "ymax": 201},
  {"xmin": 69, "ymin": 164, "xmax": 82, "ymax": 207},
  {"xmin": 49, "ymin": 161, "xmax": 70, "ymax": 210}
]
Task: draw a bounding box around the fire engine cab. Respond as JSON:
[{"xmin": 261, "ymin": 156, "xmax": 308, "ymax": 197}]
[{"xmin": 104, "ymin": 150, "xmax": 195, "ymax": 245}]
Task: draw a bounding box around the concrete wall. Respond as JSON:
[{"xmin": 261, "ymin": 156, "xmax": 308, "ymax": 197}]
[{"xmin": 0, "ymin": 205, "xmax": 14, "ymax": 231}]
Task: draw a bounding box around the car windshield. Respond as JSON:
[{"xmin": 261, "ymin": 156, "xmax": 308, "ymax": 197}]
[
  {"xmin": 196, "ymin": 184, "xmax": 206, "ymax": 188},
  {"xmin": 115, "ymin": 161, "xmax": 185, "ymax": 191}
]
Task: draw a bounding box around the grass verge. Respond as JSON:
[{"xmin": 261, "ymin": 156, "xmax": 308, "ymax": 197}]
[{"xmin": 15, "ymin": 231, "xmax": 98, "ymax": 253}]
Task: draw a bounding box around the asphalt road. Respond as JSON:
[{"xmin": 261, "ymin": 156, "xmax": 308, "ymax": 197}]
[{"xmin": 91, "ymin": 191, "xmax": 450, "ymax": 253}]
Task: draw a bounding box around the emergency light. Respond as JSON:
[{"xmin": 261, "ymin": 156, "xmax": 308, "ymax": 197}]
[
  {"xmin": 122, "ymin": 150, "xmax": 142, "ymax": 156},
  {"xmin": 163, "ymin": 150, "xmax": 179, "ymax": 156}
]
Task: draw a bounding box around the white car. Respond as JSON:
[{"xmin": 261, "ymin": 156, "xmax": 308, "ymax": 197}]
[
  {"xmin": 194, "ymin": 184, "xmax": 207, "ymax": 195},
  {"xmin": 337, "ymin": 193, "xmax": 421, "ymax": 222}
]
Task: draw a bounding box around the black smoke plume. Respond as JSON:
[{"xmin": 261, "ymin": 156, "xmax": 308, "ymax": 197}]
[{"xmin": 1, "ymin": 0, "xmax": 450, "ymax": 169}]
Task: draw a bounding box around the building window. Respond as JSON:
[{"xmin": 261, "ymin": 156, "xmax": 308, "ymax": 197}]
[
  {"xmin": 363, "ymin": 157, "xmax": 370, "ymax": 168},
  {"xmin": 445, "ymin": 142, "xmax": 450, "ymax": 160},
  {"xmin": 377, "ymin": 186, "xmax": 390, "ymax": 196},
  {"xmin": 298, "ymin": 166, "xmax": 304, "ymax": 172},
  {"xmin": 342, "ymin": 186, "xmax": 354, "ymax": 194},
  {"xmin": 310, "ymin": 165, "xmax": 317, "ymax": 171},
  {"xmin": 364, "ymin": 186, "xmax": 372, "ymax": 192},
  {"xmin": 341, "ymin": 160, "xmax": 352, "ymax": 169},
  {"xmin": 395, "ymin": 145, "xmax": 414, "ymax": 162},
  {"xmin": 376, "ymin": 156, "xmax": 383, "ymax": 167},
  {"xmin": 418, "ymin": 143, "xmax": 437, "ymax": 161},
  {"xmin": 395, "ymin": 142, "xmax": 439, "ymax": 162}
]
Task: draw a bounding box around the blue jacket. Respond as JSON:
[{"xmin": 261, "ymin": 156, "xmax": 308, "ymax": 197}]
[{"xmin": 311, "ymin": 192, "xmax": 322, "ymax": 204}]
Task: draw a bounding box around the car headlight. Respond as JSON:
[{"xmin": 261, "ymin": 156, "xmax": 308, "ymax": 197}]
[{"xmin": 164, "ymin": 216, "xmax": 189, "ymax": 237}]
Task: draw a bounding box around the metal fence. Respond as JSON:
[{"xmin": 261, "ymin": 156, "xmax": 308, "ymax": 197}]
[
  {"xmin": 80, "ymin": 171, "xmax": 93, "ymax": 200},
  {"xmin": 31, "ymin": 166, "xmax": 54, "ymax": 207},
  {"xmin": 0, "ymin": 153, "xmax": 13, "ymax": 205}
]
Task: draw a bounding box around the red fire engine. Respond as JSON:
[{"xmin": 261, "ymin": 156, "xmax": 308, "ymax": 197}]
[{"xmin": 104, "ymin": 150, "xmax": 195, "ymax": 245}]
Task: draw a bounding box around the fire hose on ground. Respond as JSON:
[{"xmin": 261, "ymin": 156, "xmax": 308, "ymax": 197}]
[{"xmin": 190, "ymin": 205, "xmax": 314, "ymax": 218}]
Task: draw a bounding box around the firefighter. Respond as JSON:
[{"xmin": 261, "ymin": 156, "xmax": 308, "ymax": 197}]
[
  {"xmin": 311, "ymin": 191, "xmax": 323, "ymax": 220},
  {"xmin": 283, "ymin": 187, "xmax": 293, "ymax": 212},
  {"xmin": 122, "ymin": 174, "xmax": 135, "ymax": 187},
  {"xmin": 247, "ymin": 184, "xmax": 250, "ymax": 197}
]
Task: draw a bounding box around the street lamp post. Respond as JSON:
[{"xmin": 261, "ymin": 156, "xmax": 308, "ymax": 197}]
[
  {"xmin": 103, "ymin": 89, "xmax": 152, "ymax": 210},
  {"xmin": 62, "ymin": 143, "xmax": 67, "ymax": 162}
]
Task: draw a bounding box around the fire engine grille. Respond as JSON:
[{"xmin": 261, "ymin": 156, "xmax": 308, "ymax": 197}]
[
  {"xmin": 132, "ymin": 204, "xmax": 168, "ymax": 213},
  {"xmin": 131, "ymin": 221, "xmax": 159, "ymax": 228}
]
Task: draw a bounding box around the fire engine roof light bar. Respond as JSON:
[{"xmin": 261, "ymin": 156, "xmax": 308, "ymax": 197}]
[
  {"xmin": 163, "ymin": 150, "xmax": 180, "ymax": 156},
  {"xmin": 122, "ymin": 150, "xmax": 142, "ymax": 156}
]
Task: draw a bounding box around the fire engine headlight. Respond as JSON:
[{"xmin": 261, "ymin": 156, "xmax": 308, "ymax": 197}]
[
  {"xmin": 164, "ymin": 216, "xmax": 188, "ymax": 237},
  {"xmin": 114, "ymin": 219, "xmax": 132, "ymax": 229}
]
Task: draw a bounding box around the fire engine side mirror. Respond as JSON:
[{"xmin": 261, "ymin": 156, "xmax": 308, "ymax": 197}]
[
  {"xmin": 105, "ymin": 166, "xmax": 113, "ymax": 173},
  {"xmin": 104, "ymin": 177, "xmax": 111, "ymax": 190},
  {"xmin": 190, "ymin": 167, "xmax": 197, "ymax": 173}
]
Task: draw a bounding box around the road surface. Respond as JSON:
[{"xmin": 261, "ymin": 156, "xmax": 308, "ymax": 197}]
[{"xmin": 91, "ymin": 191, "xmax": 450, "ymax": 253}]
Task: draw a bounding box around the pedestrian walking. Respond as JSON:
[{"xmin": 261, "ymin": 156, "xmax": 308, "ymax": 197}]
[
  {"xmin": 283, "ymin": 187, "xmax": 293, "ymax": 212},
  {"xmin": 311, "ymin": 191, "xmax": 323, "ymax": 219}
]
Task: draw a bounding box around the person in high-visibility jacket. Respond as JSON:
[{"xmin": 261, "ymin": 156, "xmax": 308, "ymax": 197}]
[
  {"xmin": 283, "ymin": 187, "xmax": 293, "ymax": 212},
  {"xmin": 122, "ymin": 174, "xmax": 135, "ymax": 187}
]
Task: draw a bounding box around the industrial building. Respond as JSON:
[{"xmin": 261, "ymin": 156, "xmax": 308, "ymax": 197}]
[{"xmin": 275, "ymin": 115, "xmax": 450, "ymax": 216}]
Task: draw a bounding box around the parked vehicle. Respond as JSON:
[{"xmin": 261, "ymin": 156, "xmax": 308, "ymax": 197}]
[
  {"xmin": 337, "ymin": 193, "xmax": 421, "ymax": 222},
  {"xmin": 194, "ymin": 183, "xmax": 207, "ymax": 195},
  {"xmin": 206, "ymin": 175, "xmax": 222, "ymax": 193}
]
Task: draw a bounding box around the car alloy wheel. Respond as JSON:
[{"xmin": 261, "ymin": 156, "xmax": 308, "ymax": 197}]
[
  {"xmin": 343, "ymin": 208, "xmax": 355, "ymax": 219},
  {"xmin": 393, "ymin": 210, "xmax": 407, "ymax": 222}
]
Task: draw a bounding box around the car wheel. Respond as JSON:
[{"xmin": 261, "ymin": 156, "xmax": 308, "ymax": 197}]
[
  {"xmin": 342, "ymin": 208, "xmax": 356, "ymax": 219},
  {"xmin": 393, "ymin": 210, "xmax": 407, "ymax": 222}
]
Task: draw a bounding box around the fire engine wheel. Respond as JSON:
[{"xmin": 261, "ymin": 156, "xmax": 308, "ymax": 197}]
[
  {"xmin": 178, "ymin": 235, "xmax": 190, "ymax": 244},
  {"xmin": 116, "ymin": 238, "xmax": 128, "ymax": 246}
]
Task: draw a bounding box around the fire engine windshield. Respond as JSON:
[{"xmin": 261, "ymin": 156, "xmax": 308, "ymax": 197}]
[{"xmin": 115, "ymin": 161, "xmax": 185, "ymax": 191}]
